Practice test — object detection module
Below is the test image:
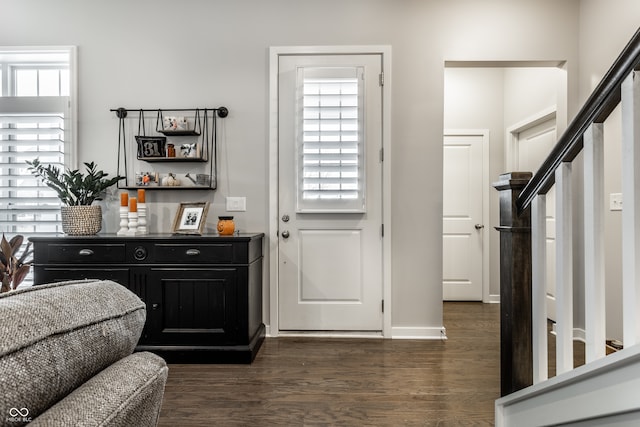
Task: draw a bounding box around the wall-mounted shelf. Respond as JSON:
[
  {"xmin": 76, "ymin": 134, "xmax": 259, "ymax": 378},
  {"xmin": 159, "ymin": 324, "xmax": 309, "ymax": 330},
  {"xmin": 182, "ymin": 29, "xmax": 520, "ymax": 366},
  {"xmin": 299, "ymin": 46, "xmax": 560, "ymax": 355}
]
[{"xmin": 112, "ymin": 107, "xmax": 228, "ymax": 190}]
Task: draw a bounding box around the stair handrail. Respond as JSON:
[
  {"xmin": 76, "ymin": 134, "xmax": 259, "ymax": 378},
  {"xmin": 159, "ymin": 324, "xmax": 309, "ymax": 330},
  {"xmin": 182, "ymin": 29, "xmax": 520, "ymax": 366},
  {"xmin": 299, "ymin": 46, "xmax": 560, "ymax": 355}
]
[{"xmin": 517, "ymin": 27, "xmax": 640, "ymax": 213}]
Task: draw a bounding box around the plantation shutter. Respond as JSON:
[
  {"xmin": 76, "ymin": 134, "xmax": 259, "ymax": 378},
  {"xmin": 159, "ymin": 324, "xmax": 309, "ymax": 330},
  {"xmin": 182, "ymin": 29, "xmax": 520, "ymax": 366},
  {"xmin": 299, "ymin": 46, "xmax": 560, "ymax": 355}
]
[
  {"xmin": 0, "ymin": 96, "xmax": 69, "ymax": 236},
  {"xmin": 296, "ymin": 66, "xmax": 365, "ymax": 212}
]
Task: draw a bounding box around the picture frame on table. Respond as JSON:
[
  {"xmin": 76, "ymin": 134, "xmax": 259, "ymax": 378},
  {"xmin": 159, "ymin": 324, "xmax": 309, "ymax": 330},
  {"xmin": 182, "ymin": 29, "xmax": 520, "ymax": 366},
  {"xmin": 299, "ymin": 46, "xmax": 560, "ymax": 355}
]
[{"xmin": 171, "ymin": 202, "xmax": 210, "ymax": 235}]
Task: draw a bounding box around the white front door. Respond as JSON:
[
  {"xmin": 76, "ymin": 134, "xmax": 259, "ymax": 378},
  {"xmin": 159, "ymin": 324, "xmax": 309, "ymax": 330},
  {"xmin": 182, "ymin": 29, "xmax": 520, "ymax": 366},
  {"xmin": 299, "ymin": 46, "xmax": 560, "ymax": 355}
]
[
  {"xmin": 277, "ymin": 54, "xmax": 384, "ymax": 331},
  {"xmin": 514, "ymin": 115, "xmax": 558, "ymax": 320},
  {"xmin": 442, "ymin": 132, "xmax": 486, "ymax": 301}
]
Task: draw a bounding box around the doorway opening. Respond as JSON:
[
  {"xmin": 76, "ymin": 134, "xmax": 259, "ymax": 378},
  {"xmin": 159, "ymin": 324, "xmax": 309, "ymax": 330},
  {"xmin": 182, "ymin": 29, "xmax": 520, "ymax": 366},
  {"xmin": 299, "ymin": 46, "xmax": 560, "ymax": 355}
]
[{"xmin": 443, "ymin": 61, "xmax": 567, "ymax": 303}]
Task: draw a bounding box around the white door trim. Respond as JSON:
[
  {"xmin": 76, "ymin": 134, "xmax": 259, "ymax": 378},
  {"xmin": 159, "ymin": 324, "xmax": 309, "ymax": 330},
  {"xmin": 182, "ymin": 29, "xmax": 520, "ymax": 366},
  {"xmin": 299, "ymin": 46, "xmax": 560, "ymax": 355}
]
[
  {"xmin": 443, "ymin": 129, "xmax": 490, "ymax": 302},
  {"xmin": 268, "ymin": 45, "xmax": 392, "ymax": 338},
  {"xmin": 505, "ymin": 106, "xmax": 557, "ymax": 171}
]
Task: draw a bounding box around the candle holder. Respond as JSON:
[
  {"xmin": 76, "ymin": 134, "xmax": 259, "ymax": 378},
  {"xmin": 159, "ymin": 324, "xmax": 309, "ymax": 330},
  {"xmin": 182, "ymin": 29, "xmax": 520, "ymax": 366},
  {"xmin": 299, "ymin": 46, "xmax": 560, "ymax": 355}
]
[
  {"xmin": 117, "ymin": 206, "xmax": 129, "ymax": 235},
  {"xmin": 137, "ymin": 203, "xmax": 148, "ymax": 234},
  {"xmin": 127, "ymin": 211, "xmax": 139, "ymax": 236}
]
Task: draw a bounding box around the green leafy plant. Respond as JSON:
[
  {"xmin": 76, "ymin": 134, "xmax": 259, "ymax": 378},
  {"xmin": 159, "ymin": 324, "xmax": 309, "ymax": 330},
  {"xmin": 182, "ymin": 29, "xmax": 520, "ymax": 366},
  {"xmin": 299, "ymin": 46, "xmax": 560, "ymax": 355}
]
[
  {"xmin": 26, "ymin": 158, "xmax": 124, "ymax": 206},
  {"xmin": 0, "ymin": 234, "xmax": 33, "ymax": 293}
]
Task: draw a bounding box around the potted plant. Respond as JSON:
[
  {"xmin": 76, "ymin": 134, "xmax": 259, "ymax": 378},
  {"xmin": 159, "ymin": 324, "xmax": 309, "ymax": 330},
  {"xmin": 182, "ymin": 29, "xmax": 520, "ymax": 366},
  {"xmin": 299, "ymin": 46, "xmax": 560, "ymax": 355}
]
[
  {"xmin": 26, "ymin": 158, "xmax": 124, "ymax": 235},
  {"xmin": 0, "ymin": 234, "xmax": 32, "ymax": 293}
]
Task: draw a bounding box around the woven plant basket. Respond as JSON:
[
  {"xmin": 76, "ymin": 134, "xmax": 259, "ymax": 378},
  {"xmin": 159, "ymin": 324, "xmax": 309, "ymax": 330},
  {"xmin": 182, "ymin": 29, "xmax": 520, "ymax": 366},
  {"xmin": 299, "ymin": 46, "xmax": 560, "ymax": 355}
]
[{"xmin": 61, "ymin": 205, "xmax": 102, "ymax": 235}]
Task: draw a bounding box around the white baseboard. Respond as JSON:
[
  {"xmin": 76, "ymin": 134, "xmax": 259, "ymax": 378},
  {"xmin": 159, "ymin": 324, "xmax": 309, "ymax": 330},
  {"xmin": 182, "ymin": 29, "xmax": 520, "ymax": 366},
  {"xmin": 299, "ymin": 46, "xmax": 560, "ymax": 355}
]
[
  {"xmin": 267, "ymin": 324, "xmax": 448, "ymax": 340},
  {"xmin": 391, "ymin": 326, "xmax": 447, "ymax": 340},
  {"xmin": 485, "ymin": 294, "xmax": 500, "ymax": 304}
]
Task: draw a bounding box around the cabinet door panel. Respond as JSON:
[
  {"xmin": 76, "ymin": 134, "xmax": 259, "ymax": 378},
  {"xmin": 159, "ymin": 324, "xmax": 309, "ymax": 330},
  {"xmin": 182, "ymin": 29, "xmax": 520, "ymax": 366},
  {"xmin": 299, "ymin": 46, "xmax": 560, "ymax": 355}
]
[{"xmin": 148, "ymin": 268, "xmax": 237, "ymax": 345}]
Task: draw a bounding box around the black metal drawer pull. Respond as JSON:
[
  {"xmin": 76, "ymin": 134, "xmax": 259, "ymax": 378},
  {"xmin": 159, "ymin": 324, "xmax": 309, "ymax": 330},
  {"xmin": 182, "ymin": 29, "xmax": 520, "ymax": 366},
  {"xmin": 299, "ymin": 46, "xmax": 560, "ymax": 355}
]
[
  {"xmin": 78, "ymin": 249, "xmax": 94, "ymax": 256},
  {"xmin": 185, "ymin": 249, "xmax": 200, "ymax": 256}
]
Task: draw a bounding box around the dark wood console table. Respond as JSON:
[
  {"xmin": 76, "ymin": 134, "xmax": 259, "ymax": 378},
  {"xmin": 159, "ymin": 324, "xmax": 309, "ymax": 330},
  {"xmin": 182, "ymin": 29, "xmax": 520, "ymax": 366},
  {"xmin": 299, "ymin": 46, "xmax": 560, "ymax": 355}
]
[{"xmin": 30, "ymin": 233, "xmax": 265, "ymax": 363}]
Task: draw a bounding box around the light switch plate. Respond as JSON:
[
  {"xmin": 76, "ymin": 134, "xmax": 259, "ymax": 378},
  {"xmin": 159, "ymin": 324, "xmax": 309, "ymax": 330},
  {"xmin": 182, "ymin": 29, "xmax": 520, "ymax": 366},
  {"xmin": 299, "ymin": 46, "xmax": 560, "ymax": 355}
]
[
  {"xmin": 610, "ymin": 193, "xmax": 623, "ymax": 211},
  {"xmin": 226, "ymin": 196, "xmax": 246, "ymax": 212}
]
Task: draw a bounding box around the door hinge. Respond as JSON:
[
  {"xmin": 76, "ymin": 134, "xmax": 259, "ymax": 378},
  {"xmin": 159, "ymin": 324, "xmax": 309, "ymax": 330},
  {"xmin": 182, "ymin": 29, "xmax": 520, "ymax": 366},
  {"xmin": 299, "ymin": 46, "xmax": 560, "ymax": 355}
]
[
  {"xmin": 382, "ymin": 299, "xmax": 384, "ymax": 313},
  {"xmin": 379, "ymin": 147, "xmax": 384, "ymax": 162},
  {"xmin": 381, "ymin": 223, "xmax": 384, "ymax": 237},
  {"xmin": 379, "ymin": 72, "xmax": 384, "ymax": 87}
]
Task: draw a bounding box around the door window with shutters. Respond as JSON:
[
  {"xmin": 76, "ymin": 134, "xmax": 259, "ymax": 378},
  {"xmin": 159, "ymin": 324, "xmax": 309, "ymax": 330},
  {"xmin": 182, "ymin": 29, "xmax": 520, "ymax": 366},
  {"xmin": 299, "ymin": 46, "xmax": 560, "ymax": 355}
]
[{"xmin": 297, "ymin": 66, "xmax": 365, "ymax": 213}]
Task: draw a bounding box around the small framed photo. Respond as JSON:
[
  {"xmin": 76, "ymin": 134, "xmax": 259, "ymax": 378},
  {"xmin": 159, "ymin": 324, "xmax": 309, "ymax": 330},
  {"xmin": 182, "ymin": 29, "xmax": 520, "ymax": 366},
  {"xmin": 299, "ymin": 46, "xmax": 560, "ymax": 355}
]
[
  {"xmin": 163, "ymin": 116, "xmax": 189, "ymax": 132},
  {"xmin": 171, "ymin": 202, "xmax": 210, "ymax": 235}
]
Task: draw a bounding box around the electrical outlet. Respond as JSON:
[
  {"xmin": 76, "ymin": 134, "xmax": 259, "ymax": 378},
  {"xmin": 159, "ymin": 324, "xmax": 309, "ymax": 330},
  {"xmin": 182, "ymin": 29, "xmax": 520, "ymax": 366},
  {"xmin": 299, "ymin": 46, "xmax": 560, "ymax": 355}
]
[
  {"xmin": 226, "ymin": 196, "xmax": 246, "ymax": 212},
  {"xmin": 610, "ymin": 193, "xmax": 623, "ymax": 211}
]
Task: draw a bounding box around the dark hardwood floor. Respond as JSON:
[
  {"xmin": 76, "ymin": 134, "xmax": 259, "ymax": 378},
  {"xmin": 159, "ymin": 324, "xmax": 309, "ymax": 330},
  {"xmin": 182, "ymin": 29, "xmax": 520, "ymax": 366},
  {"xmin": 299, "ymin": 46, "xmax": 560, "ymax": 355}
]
[{"xmin": 158, "ymin": 302, "xmax": 500, "ymax": 426}]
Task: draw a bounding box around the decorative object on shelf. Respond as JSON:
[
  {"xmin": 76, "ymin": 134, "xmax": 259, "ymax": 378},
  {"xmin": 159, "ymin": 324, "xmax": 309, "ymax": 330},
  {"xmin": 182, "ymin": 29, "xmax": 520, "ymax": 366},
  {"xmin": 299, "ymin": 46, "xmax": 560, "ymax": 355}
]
[
  {"xmin": 135, "ymin": 171, "xmax": 158, "ymax": 187},
  {"xmin": 217, "ymin": 216, "xmax": 235, "ymax": 236},
  {"xmin": 26, "ymin": 158, "xmax": 124, "ymax": 235},
  {"xmin": 136, "ymin": 136, "xmax": 167, "ymax": 159},
  {"xmin": 113, "ymin": 107, "xmax": 227, "ymax": 191},
  {"xmin": 117, "ymin": 192, "xmax": 129, "ymax": 236},
  {"xmin": 158, "ymin": 110, "xmax": 200, "ymax": 136},
  {"xmin": 0, "ymin": 234, "xmax": 32, "ymax": 293},
  {"xmin": 137, "ymin": 189, "xmax": 148, "ymax": 235},
  {"xmin": 171, "ymin": 202, "xmax": 210, "ymax": 235},
  {"xmin": 161, "ymin": 173, "xmax": 181, "ymax": 186},
  {"xmin": 180, "ymin": 143, "xmax": 198, "ymax": 158},
  {"xmin": 196, "ymin": 174, "xmax": 211, "ymax": 186},
  {"xmin": 163, "ymin": 116, "xmax": 189, "ymax": 132}
]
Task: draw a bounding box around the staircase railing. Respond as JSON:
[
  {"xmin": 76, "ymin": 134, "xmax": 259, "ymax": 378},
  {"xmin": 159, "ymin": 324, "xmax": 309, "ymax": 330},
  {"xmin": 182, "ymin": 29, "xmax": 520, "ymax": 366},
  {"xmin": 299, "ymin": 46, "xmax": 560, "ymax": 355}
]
[{"xmin": 494, "ymin": 27, "xmax": 640, "ymax": 425}]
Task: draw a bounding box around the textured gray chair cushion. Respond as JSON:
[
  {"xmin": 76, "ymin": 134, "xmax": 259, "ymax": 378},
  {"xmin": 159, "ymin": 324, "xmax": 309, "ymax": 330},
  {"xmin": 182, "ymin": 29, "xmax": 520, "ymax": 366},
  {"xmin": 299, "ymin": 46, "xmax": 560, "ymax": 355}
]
[
  {"xmin": 0, "ymin": 279, "xmax": 167, "ymax": 426},
  {"xmin": 30, "ymin": 351, "xmax": 168, "ymax": 427}
]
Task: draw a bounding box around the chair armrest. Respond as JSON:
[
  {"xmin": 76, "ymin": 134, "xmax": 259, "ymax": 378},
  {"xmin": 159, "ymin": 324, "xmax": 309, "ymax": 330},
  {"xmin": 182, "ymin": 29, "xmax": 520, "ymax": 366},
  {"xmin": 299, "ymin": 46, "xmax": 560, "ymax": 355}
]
[{"xmin": 30, "ymin": 352, "xmax": 168, "ymax": 427}]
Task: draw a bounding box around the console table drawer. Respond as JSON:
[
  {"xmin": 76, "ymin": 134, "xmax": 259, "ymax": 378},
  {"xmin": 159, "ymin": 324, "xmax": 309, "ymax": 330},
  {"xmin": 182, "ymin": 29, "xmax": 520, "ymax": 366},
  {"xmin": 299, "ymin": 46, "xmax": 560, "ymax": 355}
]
[
  {"xmin": 45, "ymin": 243, "xmax": 126, "ymax": 263},
  {"xmin": 153, "ymin": 243, "xmax": 235, "ymax": 264}
]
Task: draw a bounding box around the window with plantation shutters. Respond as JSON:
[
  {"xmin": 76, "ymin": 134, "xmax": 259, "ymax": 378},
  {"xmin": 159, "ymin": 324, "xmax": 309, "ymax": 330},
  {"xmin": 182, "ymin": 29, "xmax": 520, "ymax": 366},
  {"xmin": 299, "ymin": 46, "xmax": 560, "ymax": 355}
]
[
  {"xmin": 0, "ymin": 97, "xmax": 68, "ymax": 235},
  {"xmin": 0, "ymin": 49, "xmax": 73, "ymax": 239},
  {"xmin": 296, "ymin": 66, "xmax": 365, "ymax": 212},
  {"xmin": 0, "ymin": 48, "xmax": 75, "ymax": 286}
]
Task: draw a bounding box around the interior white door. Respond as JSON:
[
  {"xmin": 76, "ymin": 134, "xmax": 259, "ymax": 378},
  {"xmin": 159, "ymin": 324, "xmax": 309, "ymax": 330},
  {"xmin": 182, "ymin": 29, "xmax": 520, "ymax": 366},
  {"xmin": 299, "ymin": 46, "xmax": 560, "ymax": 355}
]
[
  {"xmin": 277, "ymin": 54, "xmax": 383, "ymax": 331},
  {"xmin": 442, "ymin": 132, "xmax": 485, "ymax": 301},
  {"xmin": 515, "ymin": 116, "xmax": 557, "ymax": 320}
]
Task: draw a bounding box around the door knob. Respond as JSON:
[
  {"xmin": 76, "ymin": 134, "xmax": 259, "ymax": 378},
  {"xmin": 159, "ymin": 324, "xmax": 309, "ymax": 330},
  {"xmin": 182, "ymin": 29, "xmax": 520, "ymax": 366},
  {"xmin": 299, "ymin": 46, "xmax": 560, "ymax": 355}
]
[
  {"xmin": 475, "ymin": 224, "xmax": 485, "ymax": 230},
  {"xmin": 281, "ymin": 230, "xmax": 290, "ymax": 239}
]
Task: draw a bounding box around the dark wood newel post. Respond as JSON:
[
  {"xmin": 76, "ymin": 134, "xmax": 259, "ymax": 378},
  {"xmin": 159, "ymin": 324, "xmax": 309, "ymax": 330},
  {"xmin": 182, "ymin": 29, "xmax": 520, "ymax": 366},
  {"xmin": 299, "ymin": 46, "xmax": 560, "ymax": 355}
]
[{"xmin": 493, "ymin": 172, "xmax": 533, "ymax": 396}]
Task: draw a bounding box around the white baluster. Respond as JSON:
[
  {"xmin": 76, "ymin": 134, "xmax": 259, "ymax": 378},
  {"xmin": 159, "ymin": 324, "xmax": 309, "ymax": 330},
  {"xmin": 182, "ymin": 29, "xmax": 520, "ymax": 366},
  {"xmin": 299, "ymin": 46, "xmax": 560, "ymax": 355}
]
[
  {"xmin": 622, "ymin": 70, "xmax": 640, "ymax": 347},
  {"xmin": 532, "ymin": 194, "xmax": 548, "ymax": 383},
  {"xmin": 584, "ymin": 123, "xmax": 606, "ymax": 362},
  {"xmin": 556, "ymin": 163, "xmax": 573, "ymax": 374}
]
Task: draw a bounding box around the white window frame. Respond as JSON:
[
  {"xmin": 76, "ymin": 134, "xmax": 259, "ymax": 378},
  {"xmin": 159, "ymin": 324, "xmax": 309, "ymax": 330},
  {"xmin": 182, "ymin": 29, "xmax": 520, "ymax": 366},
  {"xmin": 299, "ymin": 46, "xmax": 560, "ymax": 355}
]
[
  {"xmin": 0, "ymin": 46, "xmax": 77, "ymax": 274},
  {"xmin": 0, "ymin": 46, "xmax": 77, "ymax": 168},
  {"xmin": 296, "ymin": 66, "xmax": 366, "ymax": 213}
]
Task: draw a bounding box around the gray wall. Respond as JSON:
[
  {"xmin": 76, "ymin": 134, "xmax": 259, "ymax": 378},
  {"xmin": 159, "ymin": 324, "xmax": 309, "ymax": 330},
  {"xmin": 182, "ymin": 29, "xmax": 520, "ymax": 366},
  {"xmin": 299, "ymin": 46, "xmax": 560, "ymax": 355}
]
[
  {"xmin": 579, "ymin": 0, "xmax": 640, "ymax": 341},
  {"xmin": 7, "ymin": 0, "xmax": 631, "ymax": 335}
]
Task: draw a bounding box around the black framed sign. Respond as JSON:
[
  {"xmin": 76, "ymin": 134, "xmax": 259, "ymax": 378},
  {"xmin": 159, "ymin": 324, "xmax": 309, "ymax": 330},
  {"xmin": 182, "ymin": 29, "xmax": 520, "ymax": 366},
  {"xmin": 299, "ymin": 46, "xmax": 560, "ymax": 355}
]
[{"xmin": 136, "ymin": 136, "xmax": 167, "ymax": 158}]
